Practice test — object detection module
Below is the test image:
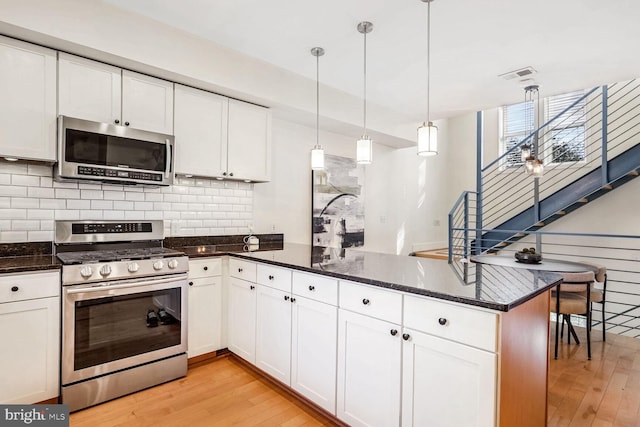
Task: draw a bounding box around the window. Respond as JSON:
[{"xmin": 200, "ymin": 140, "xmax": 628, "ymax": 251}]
[{"xmin": 499, "ymin": 90, "xmax": 587, "ymax": 168}]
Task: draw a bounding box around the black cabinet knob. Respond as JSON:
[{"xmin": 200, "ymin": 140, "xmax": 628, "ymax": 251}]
[
  {"xmin": 291, "ymin": 297, "xmax": 296, "ymax": 303},
  {"xmin": 188, "ymin": 281, "xmax": 193, "ymax": 286},
  {"xmin": 238, "ymin": 268, "xmax": 243, "ymax": 272},
  {"xmin": 114, "ymin": 119, "xmax": 120, "ymax": 124},
  {"xmin": 268, "ymin": 275, "xmax": 274, "ymax": 280},
  {"xmin": 229, "ymin": 172, "xmax": 234, "ymax": 177},
  {"xmin": 402, "ymin": 333, "xmax": 411, "ymax": 341},
  {"xmin": 11, "ymin": 286, "xmax": 19, "ymax": 292},
  {"xmin": 250, "ymin": 285, "xmax": 255, "ymax": 290},
  {"xmin": 223, "ymin": 172, "xmax": 227, "ymax": 176},
  {"xmin": 390, "ymin": 329, "xmax": 398, "ymax": 336},
  {"xmin": 308, "ymin": 285, "xmax": 315, "ymax": 291},
  {"xmin": 362, "ymin": 298, "xmax": 370, "ymax": 305},
  {"xmin": 284, "ymin": 295, "xmax": 290, "ymax": 301},
  {"xmin": 438, "ymin": 318, "xmax": 447, "ymax": 326},
  {"xmin": 203, "ymin": 266, "xmax": 208, "ymax": 271},
  {"xmin": 124, "ymin": 121, "xmax": 130, "ymax": 126}
]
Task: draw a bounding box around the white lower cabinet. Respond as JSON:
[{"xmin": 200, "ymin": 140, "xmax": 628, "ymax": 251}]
[
  {"xmin": 187, "ymin": 258, "xmax": 223, "ymax": 358},
  {"xmin": 255, "ymin": 284, "xmax": 292, "ymax": 384},
  {"xmin": 401, "ymin": 328, "xmax": 497, "ymax": 427},
  {"xmin": 0, "ymin": 271, "xmax": 60, "ymax": 403},
  {"xmin": 291, "ymin": 295, "xmax": 338, "ymax": 414},
  {"xmin": 337, "ymin": 309, "xmax": 402, "ymax": 427},
  {"xmin": 227, "ymin": 276, "xmax": 257, "ymax": 363}
]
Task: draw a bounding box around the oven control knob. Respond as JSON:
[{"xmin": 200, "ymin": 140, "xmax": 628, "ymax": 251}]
[
  {"xmin": 80, "ymin": 266, "xmax": 93, "ymax": 278},
  {"xmin": 99, "ymin": 265, "xmax": 112, "ymax": 277},
  {"xmin": 128, "ymin": 262, "xmax": 139, "ymax": 273},
  {"xmin": 168, "ymin": 259, "xmax": 179, "ymax": 269},
  {"xmin": 153, "ymin": 260, "xmax": 164, "ymax": 271}
]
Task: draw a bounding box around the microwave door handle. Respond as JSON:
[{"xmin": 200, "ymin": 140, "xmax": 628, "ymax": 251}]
[{"xmin": 165, "ymin": 139, "xmax": 172, "ymax": 178}]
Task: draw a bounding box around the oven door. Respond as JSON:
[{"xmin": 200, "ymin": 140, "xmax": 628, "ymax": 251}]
[{"xmin": 62, "ymin": 274, "xmax": 187, "ymax": 385}]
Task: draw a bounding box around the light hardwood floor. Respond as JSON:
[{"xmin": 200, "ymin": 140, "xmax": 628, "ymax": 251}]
[{"xmin": 70, "ymin": 328, "xmax": 640, "ymax": 427}]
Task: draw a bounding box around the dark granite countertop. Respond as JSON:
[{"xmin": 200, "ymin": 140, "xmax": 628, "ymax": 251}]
[
  {"xmin": 0, "ymin": 242, "xmax": 61, "ymax": 274},
  {"xmin": 226, "ymin": 243, "xmax": 562, "ymax": 312}
]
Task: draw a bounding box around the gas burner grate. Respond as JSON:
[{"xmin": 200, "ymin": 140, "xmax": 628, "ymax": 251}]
[{"xmin": 56, "ymin": 247, "xmax": 184, "ymax": 265}]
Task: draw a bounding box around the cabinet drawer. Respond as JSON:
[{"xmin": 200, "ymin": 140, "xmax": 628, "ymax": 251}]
[
  {"xmin": 188, "ymin": 258, "xmax": 222, "ymax": 279},
  {"xmin": 292, "ymin": 271, "xmax": 338, "ymax": 306},
  {"xmin": 257, "ymin": 264, "xmax": 291, "ymax": 293},
  {"xmin": 339, "ymin": 280, "xmax": 402, "ymax": 324},
  {"xmin": 0, "ymin": 271, "xmax": 60, "ymax": 303},
  {"xmin": 229, "ymin": 258, "xmax": 257, "ymax": 282},
  {"xmin": 404, "ymin": 295, "xmax": 498, "ymax": 352}
]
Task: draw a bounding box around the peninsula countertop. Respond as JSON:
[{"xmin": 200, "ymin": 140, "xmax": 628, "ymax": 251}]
[{"xmin": 225, "ymin": 243, "xmax": 562, "ymax": 312}]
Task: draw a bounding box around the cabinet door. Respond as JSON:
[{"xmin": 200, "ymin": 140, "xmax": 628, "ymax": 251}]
[
  {"xmin": 187, "ymin": 276, "xmax": 222, "ymax": 357},
  {"xmin": 401, "ymin": 328, "xmax": 497, "ymax": 427},
  {"xmin": 291, "ymin": 296, "xmax": 337, "ymax": 414},
  {"xmin": 174, "ymin": 84, "xmax": 228, "ymax": 177},
  {"xmin": 0, "ymin": 297, "xmax": 59, "ymax": 403},
  {"xmin": 337, "ymin": 309, "xmax": 402, "ymax": 427},
  {"xmin": 122, "ymin": 70, "xmax": 174, "ymax": 134},
  {"xmin": 0, "ymin": 36, "xmax": 56, "ymax": 161},
  {"xmin": 58, "ymin": 52, "xmax": 122, "ymax": 125},
  {"xmin": 227, "ymin": 99, "xmax": 271, "ymax": 182},
  {"xmin": 227, "ymin": 277, "xmax": 257, "ymax": 364},
  {"xmin": 255, "ymin": 284, "xmax": 291, "ymax": 384}
]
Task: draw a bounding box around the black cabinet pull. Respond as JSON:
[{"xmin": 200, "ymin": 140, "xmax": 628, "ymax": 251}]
[
  {"xmin": 229, "ymin": 172, "xmax": 234, "ymax": 177},
  {"xmin": 250, "ymin": 285, "xmax": 255, "ymax": 290},
  {"xmin": 284, "ymin": 295, "xmax": 290, "ymax": 301},
  {"xmin": 268, "ymin": 275, "xmax": 274, "ymax": 280},
  {"xmin": 438, "ymin": 318, "xmax": 447, "ymax": 326},
  {"xmin": 188, "ymin": 281, "xmax": 193, "ymax": 286},
  {"xmin": 223, "ymin": 172, "xmax": 227, "ymax": 176},
  {"xmin": 203, "ymin": 266, "xmax": 208, "ymax": 271},
  {"xmin": 308, "ymin": 285, "xmax": 315, "ymax": 291},
  {"xmin": 11, "ymin": 286, "xmax": 19, "ymax": 292},
  {"xmin": 238, "ymin": 267, "xmax": 243, "ymax": 273},
  {"xmin": 114, "ymin": 119, "xmax": 120, "ymax": 124},
  {"xmin": 291, "ymin": 297, "xmax": 296, "ymax": 303},
  {"xmin": 362, "ymin": 298, "xmax": 370, "ymax": 305},
  {"xmin": 402, "ymin": 333, "xmax": 411, "ymax": 341},
  {"xmin": 124, "ymin": 121, "xmax": 130, "ymax": 126},
  {"xmin": 390, "ymin": 329, "xmax": 398, "ymax": 336}
]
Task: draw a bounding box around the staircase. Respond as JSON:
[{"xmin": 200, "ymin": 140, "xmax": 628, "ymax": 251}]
[{"xmin": 449, "ymin": 79, "xmax": 640, "ymax": 261}]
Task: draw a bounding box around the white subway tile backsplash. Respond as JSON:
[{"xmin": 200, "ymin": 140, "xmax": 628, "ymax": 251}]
[{"xmin": 0, "ymin": 165, "xmax": 254, "ymax": 242}]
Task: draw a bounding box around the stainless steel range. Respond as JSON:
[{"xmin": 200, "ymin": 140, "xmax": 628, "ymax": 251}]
[{"xmin": 55, "ymin": 220, "xmax": 188, "ymax": 412}]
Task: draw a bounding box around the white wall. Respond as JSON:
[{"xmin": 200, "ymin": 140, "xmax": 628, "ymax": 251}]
[{"xmin": 254, "ymin": 118, "xmax": 449, "ymax": 255}]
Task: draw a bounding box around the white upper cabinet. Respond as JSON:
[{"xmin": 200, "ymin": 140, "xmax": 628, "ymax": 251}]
[
  {"xmin": 174, "ymin": 84, "xmax": 228, "ymax": 177},
  {"xmin": 174, "ymin": 88, "xmax": 272, "ymax": 182},
  {"xmin": 0, "ymin": 36, "xmax": 56, "ymax": 161},
  {"xmin": 227, "ymin": 99, "xmax": 272, "ymax": 182},
  {"xmin": 58, "ymin": 54, "xmax": 174, "ymax": 134}
]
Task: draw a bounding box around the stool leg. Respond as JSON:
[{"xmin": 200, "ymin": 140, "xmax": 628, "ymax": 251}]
[
  {"xmin": 554, "ymin": 285, "xmax": 560, "ymax": 360},
  {"xmin": 587, "ymin": 293, "xmax": 592, "ymax": 360},
  {"xmin": 602, "ymin": 303, "xmax": 606, "ymax": 342}
]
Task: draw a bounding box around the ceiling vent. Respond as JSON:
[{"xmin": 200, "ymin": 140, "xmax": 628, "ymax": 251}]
[{"xmin": 498, "ymin": 66, "xmax": 537, "ymax": 81}]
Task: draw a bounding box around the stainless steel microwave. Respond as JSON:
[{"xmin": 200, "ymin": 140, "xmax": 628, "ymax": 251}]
[{"xmin": 56, "ymin": 116, "xmax": 175, "ymax": 186}]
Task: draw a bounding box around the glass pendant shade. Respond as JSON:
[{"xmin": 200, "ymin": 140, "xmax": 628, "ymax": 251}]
[
  {"xmin": 417, "ymin": 121, "xmax": 438, "ymax": 156},
  {"xmin": 311, "ymin": 145, "xmax": 325, "ymax": 170},
  {"xmin": 356, "ymin": 135, "xmax": 373, "ymax": 164},
  {"xmin": 520, "ymin": 144, "xmax": 531, "ymax": 162},
  {"xmin": 524, "ymin": 156, "xmax": 535, "ymax": 174},
  {"xmin": 531, "ymin": 158, "xmax": 544, "ymax": 178}
]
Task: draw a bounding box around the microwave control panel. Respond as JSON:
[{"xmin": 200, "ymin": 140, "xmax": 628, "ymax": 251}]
[{"xmin": 78, "ymin": 166, "xmax": 163, "ymax": 182}]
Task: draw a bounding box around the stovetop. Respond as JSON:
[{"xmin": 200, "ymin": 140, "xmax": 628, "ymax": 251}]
[{"xmin": 56, "ymin": 247, "xmax": 185, "ymax": 265}]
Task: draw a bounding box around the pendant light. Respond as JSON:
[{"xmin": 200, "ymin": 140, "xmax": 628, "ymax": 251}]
[
  {"xmin": 310, "ymin": 47, "xmax": 325, "ymax": 170},
  {"xmin": 523, "ymin": 84, "xmax": 544, "ymax": 177},
  {"xmin": 417, "ymin": 0, "xmax": 438, "ymax": 157},
  {"xmin": 356, "ymin": 21, "xmax": 373, "ymax": 165}
]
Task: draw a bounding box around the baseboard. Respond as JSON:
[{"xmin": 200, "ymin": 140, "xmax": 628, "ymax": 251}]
[{"xmin": 188, "ymin": 348, "xmax": 230, "ymax": 368}]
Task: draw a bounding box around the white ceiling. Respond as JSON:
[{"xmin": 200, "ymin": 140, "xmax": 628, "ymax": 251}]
[{"xmin": 102, "ymin": 0, "xmax": 640, "ymax": 123}]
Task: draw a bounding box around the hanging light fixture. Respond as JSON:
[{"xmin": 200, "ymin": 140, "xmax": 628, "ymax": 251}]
[
  {"xmin": 356, "ymin": 21, "xmax": 373, "ymax": 165},
  {"xmin": 417, "ymin": 0, "xmax": 438, "ymax": 157},
  {"xmin": 310, "ymin": 47, "xmax": 325, "ymax": 170},
  {"xmin": 523, "ymin": 84, "xmax": 543, "ymax": 177}
]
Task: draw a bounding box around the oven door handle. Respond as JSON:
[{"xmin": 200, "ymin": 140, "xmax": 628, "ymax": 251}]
[{"xmin": 66, "ymin": 274, "xmax": 187, "ymax": 294}]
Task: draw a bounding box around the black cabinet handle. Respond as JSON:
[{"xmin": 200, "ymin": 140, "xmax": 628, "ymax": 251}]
[
  {"xmin": 114, "ymin": 119, "xmax": 120, "ymax": 124},
  {"xmin": 402, "ymin": 333, "xmax": 411, "ymax": 341},
  {"xmin": 250, "ymin": 285, "xmax": 255, "ymax": 290},
  {"xmin": 230, "ymin": 172, "xmax": 234, "ymax": 177},
  {"xmin": 438, "ymin": 318, "xmax": 447, "ymax": 326},
  {"xmin": 291, "ymin": 297, "xmax": 296, "ymax": 303},
  {"xmin": 308, "ymin": 285, "xmax": 315, "ymax": 291},
  {"xmin": 238, "ymin": 268, "xmax": 243, "ymax": 272},
  {"xmin": 362, "ymin": 298, "xmax": 370, "ymax": 305},
  {"xmin": 223, "ymin": 172, "xmax": 227, "ymax": 176},
  {"xmin": 188, "ymin": 281, "xmax": 193, "ymax": 286},
  {"xmin": 124, "ymin": 121, "xmax": 130, "ymax": 126},
  {"xmin": 268, "ymin": 275, "xmax": 274, "ymax": 280},
  {"xmin": 203, "ymin": 266, "xmax": 208, "ymax": 271},
  {"xmin": 390, "ymin": 329, "xmax": 398, "ymax": 336},
  {"xmin": 11, "ymin": 286, "xmax": 19, "ymax": 292},
  {"xmin": 284, "ymin": 295, "xmax": 290, "ymax": 301}
]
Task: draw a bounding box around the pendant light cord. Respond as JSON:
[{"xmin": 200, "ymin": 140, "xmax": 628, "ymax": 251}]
[
  {"xmin": 363, "ymin": 30, "xmax": 367, "ymax": 134},
  {"xmin": 427, "ymin": 0, "xmax": 431, "ymax": 125},
  {"xmin": 316, "ymin": 53, "xmax": 320, "ymax": 147}
]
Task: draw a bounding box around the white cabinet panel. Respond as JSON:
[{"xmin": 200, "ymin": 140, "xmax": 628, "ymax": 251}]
[
  {"xmin": 292, "ymin": 271, "xmax": 338, "ymax": 306},
  {"xmin": 227, "ymin": 99, "xmax": 271, "ymax": 182},
  {"xmin": 122, "ymin": 70, "xmax": 174, "ymax": 134},
  {"xmin": 227, "ymin": 277, "xmax": 256, "ymax": 363},
  {"xmin": 229, "ymin": 258, "xmax": 257, "ymax": 282},
  {"xmin": 256, "ymin": 264, "xmax": 292, "ymax": 293},
  {"xmin": 291, "ymin": 296, "xmax": 337, "ymax": 414},
  {"xmin": 401, "ymin": 328, "xmax": 497, "ymax": 427},
  {"xmin": 58, "ymin": 52, "xmax": 121, "ymax": 124},
  {"xmin": 255, "ymin": 284, "xmax": 292, "ymax": 384},
  {"xmin": 339, "ymin": 280, "xmax": 402, "ymax": 324},
  {"xmin": 337, "ymin": 309, "xmax": 401, "ymax": 427},
  {"xmin": 0, "ymin": 36, "xmax": 56, "ymax": 161},
  {"xmin": 187, "ymin": 276, "xmax": 222, "ymax": 357},
  {"xmin": 174, "ymin": 84, "xmax": 228, "ymax": 177}
]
